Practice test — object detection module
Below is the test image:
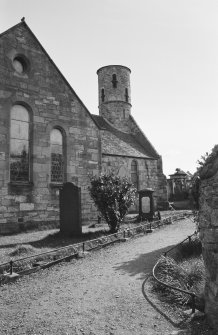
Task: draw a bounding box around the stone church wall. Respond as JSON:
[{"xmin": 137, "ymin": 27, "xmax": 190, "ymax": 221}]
[
  {"xmin": 0, "ymin": 24, "xmax": 100, "ymax": 233},
  {"xmin": 101, "ymin": 155, "xmax": 166, "ymax": 209}
]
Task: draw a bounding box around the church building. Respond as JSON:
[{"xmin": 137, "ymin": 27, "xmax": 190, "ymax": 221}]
[{"xmin": 0, "ymin": 19, "xmax": 167, "ymax": 234}]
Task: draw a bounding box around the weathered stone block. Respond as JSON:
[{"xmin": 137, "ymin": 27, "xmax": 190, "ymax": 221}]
[
  {"xmin": 4, "ymin": 213, "xmax": 14, "ymax": 218},
  {"xmin": 20, "ymin": 203, "xmax": 34, "ymax": 211},
  {"xmin": 0, "ymin": 152, "xmax": 5, "ymax": 160},
  {"xmin": 37, "ymin": 188, "xmax": 49, "ymax": 195},
  {"xmin": 15, "ymin": 195, "xmax": 26, "ymax": 203},
  {"xmin": 8, "ymin": 206, "xmax": 19, "ymax": 212},
  {"xmin": 34, "ymin": 116, "xmax": 45, "ymax": 123}
]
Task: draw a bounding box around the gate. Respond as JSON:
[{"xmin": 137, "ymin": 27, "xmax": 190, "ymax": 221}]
[{"xmin": 59, "ymin": 182, "xmax": 82, "ymax": 236}]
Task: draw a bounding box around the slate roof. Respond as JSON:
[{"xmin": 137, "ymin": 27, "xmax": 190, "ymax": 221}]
[{"xmin": 92, "ymin": 115, "xmax": 156, "ymax": 159}]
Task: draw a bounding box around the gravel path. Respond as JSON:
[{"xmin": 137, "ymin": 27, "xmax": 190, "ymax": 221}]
[{"xmin": 0, "ymin": 219, "xmax": 195, "ymax": 335}]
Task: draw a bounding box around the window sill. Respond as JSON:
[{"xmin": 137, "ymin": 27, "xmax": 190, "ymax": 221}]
[
  {"xmin": 8, "ymin": 182, "xmax": 34, "ymax": 193},
  {"xmin": 8, "ymin": 181, "xmax": 34, "ymax": 187}
]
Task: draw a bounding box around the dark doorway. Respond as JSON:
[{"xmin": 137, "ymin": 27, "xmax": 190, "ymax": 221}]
[{"xmin": 60, "ymin": 182, "xmax": 82, "ymax": 236}]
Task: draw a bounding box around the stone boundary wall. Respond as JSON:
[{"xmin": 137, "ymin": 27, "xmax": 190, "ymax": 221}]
[{"xmin": 199, "ymin": 146, "xmax": 218, "ymax": 331}]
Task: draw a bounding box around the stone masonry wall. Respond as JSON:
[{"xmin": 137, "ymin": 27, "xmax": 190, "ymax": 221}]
[
  {"xmin": 100, "ymin": 101, "xmax": 131, "ymax": 133},
  {"xmin": 199, "ymin": 148, "xmax": 218, "ymax": 331},
  {"xmin": 0, "ymin": 23, "xmax": 100, "ymax": 233}
]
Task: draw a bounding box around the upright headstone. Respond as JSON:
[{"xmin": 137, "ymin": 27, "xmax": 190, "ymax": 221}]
[
  {"xmin": 59, "ymin": 182, "xmax": 82, "ymax": 236},
  {"xmin": 138, "ymin": 188, "xmax": 154, "ymax": 221}
]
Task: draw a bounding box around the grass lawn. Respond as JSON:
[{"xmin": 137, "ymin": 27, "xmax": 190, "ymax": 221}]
[
  {"xmin": 0, "ymin": 224, "xmax": 110, "ymax": 264},
  {"xmin": 0, "ymin": 210, "xmax": 189, "ymax": 265}
]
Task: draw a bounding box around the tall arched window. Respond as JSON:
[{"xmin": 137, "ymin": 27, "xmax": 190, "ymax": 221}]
[
  {"xmin": 10, "ymin": 105, "xmax": 30, "ymax": 182},
  {"xmin": 50, "ymin": 128, "xmax": 64, "ymax": 183},
  {"xmin": 131, "ymin": 160, "xmax": 138, "ymax": 189}
]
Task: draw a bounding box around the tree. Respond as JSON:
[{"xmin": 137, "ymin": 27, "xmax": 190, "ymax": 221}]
[{"xmin": 88, "ymin": 173, "xmax": 137, "ymax": 233}]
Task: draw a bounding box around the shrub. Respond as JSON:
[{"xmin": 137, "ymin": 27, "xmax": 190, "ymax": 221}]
[
  {"xmin": 154, "ymin": 255, "xmax": 205, "ymax": 307},
  {"xmin": 154, "ymin": 256, "xmax": 191, "ymax": 305},
  {"xmin": 173, "ymin": 235, "xmax": 202, "ymax": 261},
  {"xmin": 180, "ymin": 256, "xmax": 205, "ymax": 293},
  {"xmin": 88, "ymin": 173, "xmax": 137, "ymax": 232}
]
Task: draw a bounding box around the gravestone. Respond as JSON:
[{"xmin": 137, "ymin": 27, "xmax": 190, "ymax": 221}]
[
  {"xmin": 138, "ymin": 188, "xmax": 154, "ymax": 221},
  {"xmin": 59, "ymin": 182, "xmax": 82, "ymax": 236}
]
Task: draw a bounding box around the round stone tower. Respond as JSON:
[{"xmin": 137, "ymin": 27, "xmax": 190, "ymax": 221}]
[{"xmin": 97, "ymin": 65, "xmax": 131, "ymax": 132}]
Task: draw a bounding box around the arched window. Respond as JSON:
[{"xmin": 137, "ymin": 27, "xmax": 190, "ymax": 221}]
[
  {"xmin": 10, "ymin": 105, "xmax": 30, "ymax": 182},
  {"xmin": 50, "ymin": 128, "xmax": 64, "ymax": 183},
  {"xmin": 131, "ymin": 160, "xmax": 138, "ymax": 189}
]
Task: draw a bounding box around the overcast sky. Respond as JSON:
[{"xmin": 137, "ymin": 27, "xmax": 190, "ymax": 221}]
[{"xmin": 1, "ymin": 0, "xmax": 218, "ymax": 177}]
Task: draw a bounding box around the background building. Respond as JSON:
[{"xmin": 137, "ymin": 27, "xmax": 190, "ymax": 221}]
[{"xmin": 167, "ymin": 168, "xmax": 192, "ymax": 201}]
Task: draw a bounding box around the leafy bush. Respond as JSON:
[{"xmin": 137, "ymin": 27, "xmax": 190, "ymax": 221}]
[{"xmin": 88, "ymin": 173, "xmax": 137, "ymax": 232}]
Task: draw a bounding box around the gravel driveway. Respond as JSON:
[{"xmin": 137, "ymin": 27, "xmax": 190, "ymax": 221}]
[{"xmin": 0, "ymin": 218, "xmax": 195, "ymax": 335}]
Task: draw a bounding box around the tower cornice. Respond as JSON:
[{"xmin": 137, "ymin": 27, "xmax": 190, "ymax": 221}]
[{"xmin": 97, "ymin": 65, "xmax": 131, "ymax": 75}]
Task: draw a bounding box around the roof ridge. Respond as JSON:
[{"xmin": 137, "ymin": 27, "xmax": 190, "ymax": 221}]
[
  {"xmin": 0, "ymin": 21, "xmax": 24, "ymax": 38},
  {"xmin": 129, "ymin": 115, "xmax": 159, "ymax": 158}
]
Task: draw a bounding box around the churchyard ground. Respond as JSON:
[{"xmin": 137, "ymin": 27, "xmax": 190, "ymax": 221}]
[{"xmin": 0, "ymin": 218, "xmax": 211, "ymax": 335}]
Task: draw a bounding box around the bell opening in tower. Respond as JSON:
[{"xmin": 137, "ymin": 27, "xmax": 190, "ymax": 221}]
[{"xmin": 112, "ymin": 74, "xmax": 118, "ymax": 88}]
